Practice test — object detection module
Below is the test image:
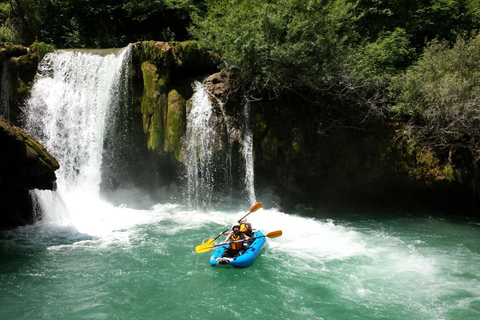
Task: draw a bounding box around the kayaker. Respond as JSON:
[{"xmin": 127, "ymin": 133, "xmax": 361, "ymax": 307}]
[
  {"xmin": 238, "ymin": 219, "xmax": 253, "ymax": 237},
  {"xmin": 223, "ymin": 224, "xmax": 249, "ymax": 257}
]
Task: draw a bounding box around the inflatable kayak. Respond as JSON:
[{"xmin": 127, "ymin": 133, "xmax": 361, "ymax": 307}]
[{"xmin": 209, "ymin": 230, "xmax": 266, "ymax": 268}]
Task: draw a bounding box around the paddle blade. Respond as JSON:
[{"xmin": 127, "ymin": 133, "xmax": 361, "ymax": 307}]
[
  {"xmin": 266, "ymin": 230, "xmax": 282, "ymax": 238},
  {"xmin": 195, "ymin": 238, "xmax": 214, "ymax": 254},
  {"xmin": 249, "ymin": 202, "xmax": 263, "ymax": 213}
]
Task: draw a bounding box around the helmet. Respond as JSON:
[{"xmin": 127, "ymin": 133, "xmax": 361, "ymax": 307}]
[{"xmin": 232, "ymin": 223, "xmax": 240, "ymax": 231}]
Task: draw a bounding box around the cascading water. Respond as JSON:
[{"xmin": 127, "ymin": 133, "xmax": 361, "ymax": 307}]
[
  {"xmin": 184, "ymin": 81, "xmax": 257, "ymax": 208},
  {"xmin": 22, "ymin": 46, "xmax": 133, "ymax": 229},
  {"xmin": 243, "ymin": 100, "xmax": 256, "ymax": 204},
  {"xmin": 184, "ymin": 81, "xmax": 217, "ymax": 208},
  {"xmin": 216, "ymin": 97, "xmax": 233, "ymax": 200}
]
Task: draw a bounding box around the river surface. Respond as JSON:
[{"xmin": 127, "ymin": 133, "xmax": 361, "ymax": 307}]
[{"xmin": 1, "ymin": 199, "xmax": 479, "ymax": 320}]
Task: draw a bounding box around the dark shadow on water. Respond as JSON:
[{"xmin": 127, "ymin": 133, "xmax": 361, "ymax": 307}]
[
  {"xmin": 0, "ymin": 224, "xmax": 92, "ymax": 252},
  {"xmin": 289, "ymin": 202, "xmax": 480, "ymax": 229}
]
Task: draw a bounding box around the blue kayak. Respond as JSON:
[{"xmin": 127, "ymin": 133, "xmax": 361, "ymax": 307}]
[{"xmin": 209, "ymin": 230, "xmax": 266, "ymax": 268}]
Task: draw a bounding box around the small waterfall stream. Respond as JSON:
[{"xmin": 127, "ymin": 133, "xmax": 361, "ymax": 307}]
[
  {"xmin": 184, "ymin": 81, "xmax": 217, "ymax": 208},
  {"xmin": 184, "ymin": 81, "xmax": 257, "ymax": 208},
  {"xmin": 243, "ymin": 100, "xmax": 256, "ymax": 204}
]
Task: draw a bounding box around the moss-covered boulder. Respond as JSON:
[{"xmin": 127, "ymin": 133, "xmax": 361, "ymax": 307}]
[
  {"xmin": 0, "ymin": 41, "xmax": 54, "ymax": 124},
  {"xmin": 0, "ymin": 116, "xmax": 59, "ymax": 228},
  {"xmin": 101, "ymin": 41, "xmax": 222, "ymax": 198},
  {"xmin": 131, "ymin": 41, "xmax": 221, "ymax": 159},
  {"xmin": 132, "ymin": 40, "xmax": 220, "ymax": 80},
  {"xmin": 140, "ymin": 61, "xmax": 167, "ymax": 153},
  {"xmin": 166, "ymin": 89, "xmax": 186, "ymax": 161},
  {"xmin": 0, "ymin": 42, "xmax": 28, "ymax": 60}
]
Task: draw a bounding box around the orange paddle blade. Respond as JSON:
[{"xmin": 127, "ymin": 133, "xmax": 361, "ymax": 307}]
[
  {"xmin": 265, "ymin": 230, "xmax": 282, "ymax": 238},
  {"xmin": 249, "ymin": 202, "xmax": 263, "ymax": 213}
]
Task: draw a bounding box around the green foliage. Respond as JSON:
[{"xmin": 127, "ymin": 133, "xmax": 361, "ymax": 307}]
[
  {"xmin": 340, "ymin": 27, "xmax": 414, "ymax": 97},
  {"xmin": 192, "ymin": 0, "xmax": 480, "ymax": 96},
  {"xmin": 30, "ymin": 41, "xmax": 54, "ymax": 62},
  {"xmin": 192, "ymin": 0, "xmax": 357, "ymax": 92},
  {"xmin": 0, "ymin": 0, "xmax": 50, "ymax": 44},
  {"xmin": 0, "ymin": 0, "xmax": 206, "ymax": 48},
  {"xmin": 353, "ymin": 0, "xmax": 480, "ymax": 50},
  {"xmin": 353, "ymin": 28, "xmax": 413, "ymax": 77},
  {"xmin": 390, "ymin": 33, "xmax": 480, "ymax": 152}
]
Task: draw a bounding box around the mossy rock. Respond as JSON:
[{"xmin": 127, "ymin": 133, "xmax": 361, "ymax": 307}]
[
  {"xmin": 132, "ymin": 40, "xmax": 220, "ymax": 80},
  {"xmin": 172, "ymin": 40, "xmax": 221, "ymax": 72},
  {"xmin": 165, "ymin": 89, "xmax": 186, "ymax": 162},
  {"xmin": 285, "ymin": 128, "xmax": 305, "ymax": 164},
  {"xmin": 133, "ymin": 41, "xmax": 178, "ymax": 81},
  {"xmin": 0, "ymin": 42, "xmax": 28, "ymax": 61},
  {"xmin": 261, "ymin": 129, "xmax": 280, "ymax": 162},
  {"xmin": 0, "ymin": 116, "xmax": 59, "ymax": 189},
  {"xmin": 29, "ymin": 41, "xmax": 55, "ymax": 63},
  {"xmin": 140, "ymin": 61, "xmax": 167, "ymax": 153}
]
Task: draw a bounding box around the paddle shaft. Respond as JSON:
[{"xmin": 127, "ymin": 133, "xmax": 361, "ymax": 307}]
[
  {"xmin": 214, "ymin": 203, "xmax": 263, "ymax": 240},
  {"xmin": 211, "ymin": 232, "xmax": 282, "ymax": 249},
  {"xmin": 213, "ymin": 228, "xmax": 229, "ymax": 241}
]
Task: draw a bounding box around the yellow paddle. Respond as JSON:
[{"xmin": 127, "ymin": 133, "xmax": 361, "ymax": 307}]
[
  {"xmin": 194, "ymin": 202, "xmax": 263, "ymax": 253},
  {"xmin": 195, "ymin": 230, "xmax": 282, "ymax": 254}
]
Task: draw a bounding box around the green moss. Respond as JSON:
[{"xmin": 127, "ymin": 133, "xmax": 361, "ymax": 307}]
[
  {"xmin": 29, "ymin": 41, "xmax": 55, "ymax": 62},
  {"xmin": 22, "ymin": 131, "xmax": 59, "ymax": 170},
  {"xmin": 133, "ymin": 41, "xmax": 177, "ymax": 80},
  {"xmin": 12, "ymin": 53, "xmax": 38, "ymax": 102},
  {"xmin": 261, "ymin": 130, "xmax": 279, "ymax": 161},
  {"xmin": 166, "ymin": 89, "xmax": 186, "ymax": 162},
  {"xmin": 140, "ymin": 61, "xmax": 167, "ymax": 153},
  {"xmin": 253, "ymin": 113, "xmax": 268, "ymax": 136},
  {"xmin": 173, "ymin": 40, "xmax": 199, "ymax": 67},
  {"xmin": 444, "ymin": 165, "xmax": 455, "ymax": 181},
  {"xmin": 148, "ymin": 108, "xmax": 163, "ymax": 152},
  {"xmin": 406, "ymin": 136, "xmax": 416, "ymax": 156},
  {"xmin": 443, "ymin": 164, "xmax": 463, "ymax": 184}
]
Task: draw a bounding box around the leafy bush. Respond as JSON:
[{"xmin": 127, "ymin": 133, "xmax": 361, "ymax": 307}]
[
  {"xmin": 390, "ymin": 34, "xmax": 480, "ymax": 152},
  {"xmin": 191, "ymin": 0, "xmax": 357, "ymax": 93}
]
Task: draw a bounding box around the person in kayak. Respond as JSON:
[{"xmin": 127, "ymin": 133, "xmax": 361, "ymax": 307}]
[
  {"xmin": 223, "ymin": 224, "xmax": 250, "ymax": 257},
  {"xmin": 238, "ymin": 219, "xmax": 253, "ymax": 237}
]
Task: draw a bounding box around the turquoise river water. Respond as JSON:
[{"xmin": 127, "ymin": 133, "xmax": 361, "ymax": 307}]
[{"xmin": 1, "ymin": 200, "xmax": 479, "ymax": 320}]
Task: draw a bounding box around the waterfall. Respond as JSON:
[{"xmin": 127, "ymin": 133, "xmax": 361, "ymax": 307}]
[
  {"xmin": 22, "ymin": 46, "xmax": 132, "ymax": 225},
  {"xmin": 184, "ymin": 81, "xmax": 257, "ymax": 208},
  {"xmin": 217, "ymin": 97, "xmax": 233, "ymax": 200},
  {"xmin": 185, "ymin": 81, "xmax": 217, "ymax": 208},
  {"xmin": 1, "ymin": 60, "xmax": 9, "ymax": 120},
  {"xmin": 243, "ymin": 100, "xmax": 256, "ymax": 204}
]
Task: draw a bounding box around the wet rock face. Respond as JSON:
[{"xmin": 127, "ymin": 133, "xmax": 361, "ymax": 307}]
[{"xmin": 0, "ymin": 117, "xmax": 59, "ymax": 229}]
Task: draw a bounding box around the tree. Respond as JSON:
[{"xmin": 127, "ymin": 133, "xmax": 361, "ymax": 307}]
[
  {"xmin": 0, "ymin": 0, "xmax": 50, "ymax": 45},
  {"xmin": 1, "ymin": 0, "xmax": 207, "ymax": 47},
  {"xmin": 191, "ymin": 0, "xmax": 358, "ymax": 94},
  {"xmin": 390, "ymin": 33, "xmax": 480, "ymax": 153}
]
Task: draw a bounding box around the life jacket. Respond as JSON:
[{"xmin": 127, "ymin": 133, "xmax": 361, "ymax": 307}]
[
  {"xmin": 230, "ymin": 233, "xmax": 243, "ymax": 250},
  {"xmin": 240, "ymin": 223, "xmax": 252, "ymax": 236}
]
